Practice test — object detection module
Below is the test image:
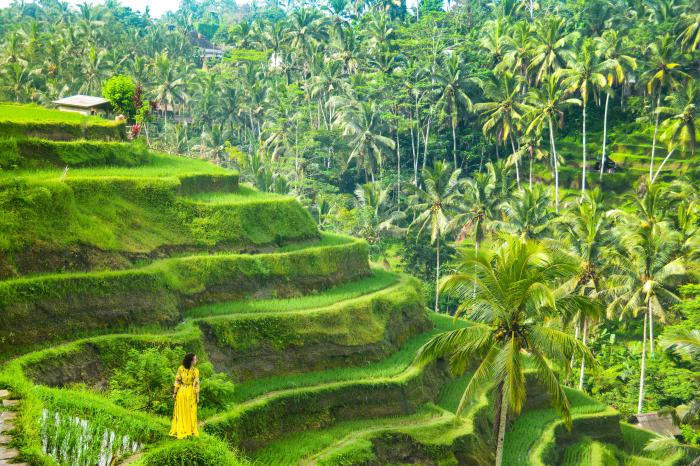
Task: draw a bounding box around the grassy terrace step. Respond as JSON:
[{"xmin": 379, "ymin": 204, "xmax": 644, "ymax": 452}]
[
  {"xmin": 251, "ymin": 372, "xmax": 488, "ymax": 465},
  {"xmin": 504, "ymin": 388, "xmax": 621, "ymax": 466},
  {"xmin": 203, "ymin": 331, "xmax": 456, "ymax": 452},
  {"xmin": 0, "ymin": 103, "xmax": 125, "ymax": 141},
  {"xmin": 0, "ymin": 234, "xmax": 370, "ymax": 355},
  {"xmin": 191, "ymin": 274, "xmax": 430, "ymax": 381},
  {"xmin": 0, "ymin": 175, "xmax": 324, "ymax": 278},
  {"xmin": 6, "ymin": 270, "xmax": 428, "ymax": 390},
  {"xmin": 229, "ymin": 312, "xmax": 464, "ymax": 402},
  {"xmin": 0, "ymin": 312, "xmax": 465, "ymax": 465}
]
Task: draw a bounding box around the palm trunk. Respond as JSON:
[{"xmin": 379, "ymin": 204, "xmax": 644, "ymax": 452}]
[
  {"xmin": 495, "ymin": 387, "xmax": 509, "ymax": 466},
  {"xmin": 649, "ymin": 94, "xmax": 661, "ymax": 182},
  {"xmin": 649, "ymin": 303, "xmax": 654, "ymax": 356},
  {"xmin": 581, "ymin": 103, "xmax": 587, "ymax": 193},
  {"xmin": 638, "ymin": 308, "xmax": 648, "ymax": 415},
  {"xmin": 510, "ymin": 134, "xmax": 521, "ymax": 190},
  {"xmin": 600, "ymin": 92, "xmax": 610, "ymax": 182},
  {"xmin": 529, "ymin": 148, "xmax": 533, "ymax": 188},
  {"xmin": 578, "ymin": 318, "xmax": 588, "ymax": 390},
  {"xmin": 452, "ymin": 123, "xmax": 457, "ymax": 168},
  {"xmin": 435, "ymin": 235, "xmax": 440, "ymax": 313},
  {"xmin": 548, "ymin": 117, "xmax": 560, "ymax": 213},
  {"xmin": 651, "ymin": 147, "xmax": 676, "ymax": 184},
  {"xmin": 422, "ymin": 114, "xmax": 432, "ymax": 171},
  {"xmin": 396, "ymin": 119, "xmax": 401, "ymax": 204},
  {"xmin": 473, "ymin": 239, "xmax": 479, "ymax": 298}
]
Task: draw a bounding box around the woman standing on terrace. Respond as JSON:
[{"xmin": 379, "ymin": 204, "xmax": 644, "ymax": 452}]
[{"xmin": 170, "ymin": 352, "xmax": 200, "ymax": 439}]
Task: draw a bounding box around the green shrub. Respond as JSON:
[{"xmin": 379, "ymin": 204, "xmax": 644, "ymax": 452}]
[
  {"xmin": 102, "ymin": 75, "xmax": 136, "ymax": 119},
  {"xmin": 109, "ymin": 347, "xmax": 181, "ymax": 415},
  {"xmin": 136, "ymin": 437, "xmax": 248, "ymax": 466}
]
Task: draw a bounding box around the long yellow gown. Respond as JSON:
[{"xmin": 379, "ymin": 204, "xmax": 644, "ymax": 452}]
[{"xmin": 169, "ymin": 365, "xmax": 200, "ymax": 439}]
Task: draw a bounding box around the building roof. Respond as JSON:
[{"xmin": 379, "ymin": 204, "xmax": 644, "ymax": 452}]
[
  {"xmin": 636, "ymin": 412, "xmax": 682, "ymax": 437},
  {"xmin": 53, "ymin": 95, "xmax": 110, "ymax": 108}
]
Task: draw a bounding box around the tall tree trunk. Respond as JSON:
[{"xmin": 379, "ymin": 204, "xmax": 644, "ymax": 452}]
[
  {"xmin": 649, "ymin": 303, "xmax": 654, "ymax": 356},
  {"xmin": 510, "ymin": 134, "xmax": 521, "ymax": 190},
  {"xmin": 638, "ymin": 308, "xmax": 648, "ymax": 415},
  {"xmin": 600, "ymin": 92, "xmax": 610, "ymax": 182},
  {"xmin": 473, "ymin": 239, "xmax": 479, "ymax": 297},
  {"xmin": 649, "ymin": 94, "xmax": 661, "ymax": 182},
  {"xmin": 495, "ymin": 387, "xmax": 509, "ymax": 466},
  {"xmin": 529, "ymin": 148, "xmax": 533, "ymax": 189},
  {"xmin": 422, "ymin": 114, "xmax": 432, "ymax": 172},
  {"xmin": 396, "ymin": 115, "xmax": 401, "ymax": 204},
  {"xmin": 581, "ymin": 103, "xmax": 587, "ymax": 193},
  {"xmin": 651, "ymin": 147, "xmax": 676, "ymax": 184},
  {"xmin": 435, "ymin": 235, "xmax": 440, "ymax": 313},
  {"xmin": 548, "ymin": 117, "xmax": 560, "ymax": 213},
  {"xmin": 578, "ymin": 318, "xmax": 588, "ymax": 390},
  {"xmin": 452, "ymin": 122, "xmax": 457, "ymax": 167}
]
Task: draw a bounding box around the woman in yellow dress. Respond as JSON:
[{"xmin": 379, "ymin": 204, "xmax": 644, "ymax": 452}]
[{"xmin": 170, "ymin": 352, "xmax": 200, "ymax": 439}]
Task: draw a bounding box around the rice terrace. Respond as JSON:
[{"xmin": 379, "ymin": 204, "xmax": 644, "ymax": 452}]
[{"xmin": 0, "ymin": 0, "xmax": 699, "ymax": 465}]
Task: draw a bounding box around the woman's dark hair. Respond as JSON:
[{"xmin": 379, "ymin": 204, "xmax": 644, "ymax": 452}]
[{"xmin": 182, "ymin": 353, "xmax": 196, "ymax": 369}]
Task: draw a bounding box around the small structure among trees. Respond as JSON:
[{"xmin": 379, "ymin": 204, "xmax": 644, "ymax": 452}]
[{"xmin": 53, "ymin": 95, "xmax": 110, "ymax": 116}]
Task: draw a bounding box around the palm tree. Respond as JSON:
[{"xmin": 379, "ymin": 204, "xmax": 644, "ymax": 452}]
[
  {"xmin": 475, "ymin": 71, "xmax": 530, "ymax": 188},
  {"xmin": 331, "ymin": 98, "xmax": 396, "ymax": 182},
  {"xmin": 417, "ymin": 237, "xmax": 594, "ymax": 466},
  {"xmin": 502, "ymin": 20, "xmax": 533, "ymax": 80},
  {"xmin": 433, "ymin": 54, "xmax": 474, "ymax": 167},
  {"xmin": 526, "ymin": 74, "xmax": 579, "ymax": 212},
  {"xmin": 594, "ymin": 30, "xmax": 637, "ymax": 183},
  {"xmin": 354, "ymin": 182, "xmax": 404, "ymax": 258},
  {"xmin": 509, "ymin": 129, "xmax": 548, "ymax": 188},
  {"xmin": 651, "ymin": 83, "xmax": 698, "ymax": 184},
  {"xmin": 528, "ymin": 17, "xmax": 579, "ymax": 83},
  {"xmin": 151, "ymin": 52, "xmax": 187, "ymax": 140},
  {"xmin": 409, "ymin": 161, "xmax": 462, "ymax": 312},
  {"xmin": 560, "ymin": 39, "xmax": 605, "ymax": 193},
  {"xmin": 452, "ymin": 163, "xmax": 500, "ymax": 253},
  {"xmin": 498, "ymin": 183, "xmax": 556, "ymax": 239},
  {"xmin": 559, "ymin": 189, "xmax": 609, "ymax": 389},
  {"xmin": 479, "ymin": 18, "xmax": 509, "ymax": 67},
  {"xmin": 642, "ymin": 34, "xmax": 691, "ymax": 182},
  {"xmin": 606, "ymin": 219, "xmax": 685, "ymax": 415},
  {"xmin": 677, "ymin": 13, "xmax": 700, "ymax": 52},
  {"xmin": 80, "ymin": 45, "xmax": 110, "ymax": 95}
]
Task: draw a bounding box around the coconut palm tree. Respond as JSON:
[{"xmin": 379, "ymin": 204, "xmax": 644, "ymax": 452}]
[
  {"xmin": 606, "ymin": 219, "xmax": 686, "ymax": 415},
  {"xmin": 558, "ymin": 189, "xmax": 609, "ymax": 389},
  {"xmin": 678, "ymin": 13, "xmax": 700, "ymax": 52},
  {"xmin": 451, "ymin": 163, "xmax": 500, "ymax": 252},
  {"xmin": 642, "ymin": 34, "xmax": 691, "ymax": 182},
  {"xmin": 651, "ymin": 83, "xmax": 698, "ymax": 184},
  {"xmin": 594, "ymin": 30, "xmax": 637, "ymax": 183},
  {"xmin": 151, "ymin": 52, "xmax": 187, "ymax": 140},
  {"xmin": 475, "ymin": 71, "xmax": 531, "ymax": 188},
  {"xmin": 498, "ymin": 183, "xmax": 556, "ymax": 239},
  {"xmin": 509, "ymin": 129, "xmax": 548, "ymax": 188},
  {"xmin": 417, "ymin": 236, "xmax": 594, "ymax": 466},
  {"xmin": 354, "ymin": 182, "xmax": 405, "ymax": 258},
  {"xmin": 432, "ymin": 54, "xmax": 474, "ymax": 167},
  {"xmin": 559, "ymin": 39, "xmax": 605, "ymax": 193},
  {"xmin": 528, "ymin": 16, "xmax": 579, "ymax": 83},
  {"xmin": 331, "ymin": 97, "xmax": 396, "ymax": 182},
  {"xmin": 526, "ymin": 74, "xmax": 578, "ymax": 212},
  {"xmin": 409, "ymin": 161, "xmax": 462, "ymax": 313}
]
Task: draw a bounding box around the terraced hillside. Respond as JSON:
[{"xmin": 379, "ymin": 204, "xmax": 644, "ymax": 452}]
[{"xmin": 0, "ymin": 105, "xmax": 685, "ymax": 466}]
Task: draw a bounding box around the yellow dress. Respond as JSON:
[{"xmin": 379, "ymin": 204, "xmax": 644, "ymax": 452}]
[{"xmin": 169, "ymin": 365, "xmax": 200, "ymax": 439}]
